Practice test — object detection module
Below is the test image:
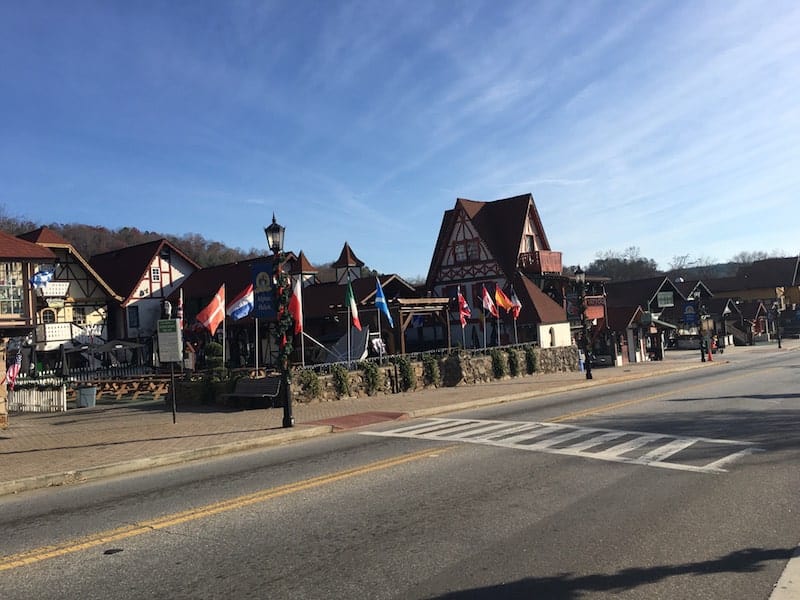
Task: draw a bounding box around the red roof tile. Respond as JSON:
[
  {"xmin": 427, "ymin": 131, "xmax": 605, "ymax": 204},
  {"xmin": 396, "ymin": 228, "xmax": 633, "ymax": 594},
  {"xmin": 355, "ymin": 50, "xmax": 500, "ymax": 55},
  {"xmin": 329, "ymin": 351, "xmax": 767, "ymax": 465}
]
[
  {"xmin": 0, "ymin": 230, "xmax": 55, "ymax": 260},
  {"xmin": 17, "ymin": 226, "xmax": 72, "ymax": 246}
]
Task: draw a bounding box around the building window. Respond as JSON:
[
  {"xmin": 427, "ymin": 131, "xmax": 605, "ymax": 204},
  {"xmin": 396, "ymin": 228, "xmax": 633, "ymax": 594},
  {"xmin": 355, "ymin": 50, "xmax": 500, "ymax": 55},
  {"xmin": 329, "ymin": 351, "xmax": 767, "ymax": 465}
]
[
  {"xmin": 453, "ymin": 242, "xmax": 467, "ymax": 263},
  {"xmin": 74, "ymin": 306, "xmax": 86, "ymax": 325},
  {"xmin": 0, "ymin": 262, "xmax": 24, "ymax": 316},
  {"xmin": 127, "ymin": 305, "xmax": 140, "ymax": 329},
  {"xmin": 467, "ymin": 240, "xmax": 480, "ymax": 260},
  {"xmin": 151, "ymin": 267, "xmax": 161, "ymax": 283},
  {"xmin": 524, "ymin": 235, "xmax": 535, "ymax": 253},
  {"xmin": 41, "ymin": 308, "xmax": 56, "ymax": 324}
]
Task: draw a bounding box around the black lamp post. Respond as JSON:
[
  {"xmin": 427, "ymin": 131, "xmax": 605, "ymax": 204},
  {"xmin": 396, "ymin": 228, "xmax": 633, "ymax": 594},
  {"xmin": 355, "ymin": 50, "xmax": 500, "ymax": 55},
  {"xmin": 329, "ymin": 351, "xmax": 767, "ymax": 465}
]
[
  {"xmin": 773, "ymin": 300, "xmax": 782, "ymax": 349},
  {"xmin": 574, "ymin": 266, "xmax": 593, "ymax": 380},
  {"xmin": 265, "ymin": 214, "xmax": 294, "ymax": 428},
  {"xmin": 692, "ymin": 292, "xmax": 706, "ymax": 362}
]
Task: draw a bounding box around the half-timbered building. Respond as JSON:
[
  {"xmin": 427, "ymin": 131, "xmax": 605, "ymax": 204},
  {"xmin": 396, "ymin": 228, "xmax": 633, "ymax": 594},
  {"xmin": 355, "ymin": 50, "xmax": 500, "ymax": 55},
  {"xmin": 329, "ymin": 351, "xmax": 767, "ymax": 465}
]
[{"xmin": 425, "ymin": 194, "xmax": 572, "ymax": 348}]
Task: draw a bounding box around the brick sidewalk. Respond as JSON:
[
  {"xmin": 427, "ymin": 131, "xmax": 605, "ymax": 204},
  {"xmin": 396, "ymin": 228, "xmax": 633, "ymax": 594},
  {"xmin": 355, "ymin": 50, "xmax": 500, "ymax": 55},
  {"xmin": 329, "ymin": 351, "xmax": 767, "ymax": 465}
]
[{"xmin": 0, "ymin": 345, "xmax": 776, "ymax": 496}]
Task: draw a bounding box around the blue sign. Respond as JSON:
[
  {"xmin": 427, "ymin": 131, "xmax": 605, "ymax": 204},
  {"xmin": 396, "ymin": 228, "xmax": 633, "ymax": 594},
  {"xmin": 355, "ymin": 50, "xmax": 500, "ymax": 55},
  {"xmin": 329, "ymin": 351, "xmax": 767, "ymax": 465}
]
[
  {"xmin": 683, "ymin": 302, "xmax": 698, "ymax": 326},
  {"xmin": 251, "ymin": 262, "xmax": 276, "ymax": 319}
]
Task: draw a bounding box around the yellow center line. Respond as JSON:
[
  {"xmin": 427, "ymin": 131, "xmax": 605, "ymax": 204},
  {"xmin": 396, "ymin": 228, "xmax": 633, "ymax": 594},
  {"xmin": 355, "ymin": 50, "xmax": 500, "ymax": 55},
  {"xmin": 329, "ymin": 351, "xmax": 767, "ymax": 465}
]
[
  {"xmin": 550, "ymin": 364, "xmax": 772, "ymax": 423},
  {"xmin": 1, "ymin": 445, "xmax": 454, "ymax": 571}
]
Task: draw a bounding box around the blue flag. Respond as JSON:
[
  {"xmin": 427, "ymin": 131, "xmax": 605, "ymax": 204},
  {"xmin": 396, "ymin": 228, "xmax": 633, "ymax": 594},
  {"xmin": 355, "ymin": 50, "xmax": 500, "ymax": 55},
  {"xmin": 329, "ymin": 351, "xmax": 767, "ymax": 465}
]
[{"xmin": 375, "ymin": 277, "xmax": 394, "ymax": 328}]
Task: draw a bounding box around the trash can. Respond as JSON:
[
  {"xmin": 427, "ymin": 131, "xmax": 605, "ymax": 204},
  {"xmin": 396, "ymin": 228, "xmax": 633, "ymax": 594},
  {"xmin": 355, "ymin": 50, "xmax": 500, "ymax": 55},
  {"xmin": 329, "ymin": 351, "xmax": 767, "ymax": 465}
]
[{"xmin": 76, "ymin": 386, "xmax": 97, "ymax": 408}]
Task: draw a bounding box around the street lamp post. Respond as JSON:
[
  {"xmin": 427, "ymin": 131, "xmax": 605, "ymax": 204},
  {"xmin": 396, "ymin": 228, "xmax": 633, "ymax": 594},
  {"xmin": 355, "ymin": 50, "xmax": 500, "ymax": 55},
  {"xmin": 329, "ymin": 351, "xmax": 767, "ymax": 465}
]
[
  {"xmin": 693, "ymin": 292, "xmax": 706, "ymax": 363},
  {"xmin": 265, "ymin": 214, "xmax": 294, "ymax": 428},
  {"xmin": 773, "ymin": 301, "xmax": 782, "ymax": 349},
  {"xmin": 574, "ymin": 266, "xmax": 593, "ymax": 380}
]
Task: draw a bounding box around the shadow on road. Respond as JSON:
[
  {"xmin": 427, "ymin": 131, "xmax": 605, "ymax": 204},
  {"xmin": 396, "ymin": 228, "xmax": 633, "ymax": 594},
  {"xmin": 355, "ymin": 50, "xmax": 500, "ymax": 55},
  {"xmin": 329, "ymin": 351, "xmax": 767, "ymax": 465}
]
[{"xmin": 427, "ymin": 546, "xmax": 794, "ymax": 600}]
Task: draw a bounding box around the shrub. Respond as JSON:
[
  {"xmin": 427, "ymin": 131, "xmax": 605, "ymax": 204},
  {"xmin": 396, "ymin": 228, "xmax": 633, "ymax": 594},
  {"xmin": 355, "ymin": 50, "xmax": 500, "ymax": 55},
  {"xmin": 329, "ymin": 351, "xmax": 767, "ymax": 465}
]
[
  {"xmin": 524, "ymin": 345, "xmax": 538, "ymax": 374},
  {"xmin": 204, "ymin": 341, "xmax": 227, "ymax": 380},
  {"xmin": 360, "ymin": 361, "xmax": 382, "ymax": 396},
  {"xmin": 331, "ymin": 364, "xmax": 351, "ymax": 397},
  {"xmin": 295, "ymin": 369, "xmax": 321, "ymax": 399},
  {"xmin": 507, "ymin": 348, "xmax": 520, "ymax": 377},
  {"xmin": 421, "ymin": 354, "xmax": 441, "ymax": 387},
  {"xmin": 490, "ymin": 348, "xmax": 508, "ymax": 379},
  {"xmin": 395, "ymin": 356, "xmax": 416, "ymax": 392}
]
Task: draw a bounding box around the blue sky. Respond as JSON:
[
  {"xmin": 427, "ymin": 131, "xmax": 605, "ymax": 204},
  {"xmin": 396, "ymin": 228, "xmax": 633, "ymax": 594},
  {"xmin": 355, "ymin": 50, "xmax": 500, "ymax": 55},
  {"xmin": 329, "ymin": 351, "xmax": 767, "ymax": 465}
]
[{"xmin": 2, "ymin": 0, "xmax": 798, "ymax": 280}]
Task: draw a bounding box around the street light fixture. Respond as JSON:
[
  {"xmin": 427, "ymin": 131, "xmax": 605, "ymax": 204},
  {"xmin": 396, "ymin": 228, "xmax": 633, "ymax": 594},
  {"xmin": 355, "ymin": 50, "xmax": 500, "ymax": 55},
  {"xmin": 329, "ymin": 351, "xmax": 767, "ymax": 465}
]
[
  {"xmin": 265, "ymin": 214, "xmax": 294, "ymax": 428},
  {"xmin": 691, "ymin": 291, "xmax": 706, "ymax": 362},
  {"xmin": 574, "ymin": 266, "xmax": 593, "ymax": 380}
]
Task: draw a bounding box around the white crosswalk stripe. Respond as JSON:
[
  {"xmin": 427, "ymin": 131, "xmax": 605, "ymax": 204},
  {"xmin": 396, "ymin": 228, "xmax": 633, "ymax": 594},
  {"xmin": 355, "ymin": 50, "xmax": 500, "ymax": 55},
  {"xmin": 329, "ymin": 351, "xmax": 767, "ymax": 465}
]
[{"xmin": 361, "ymin": 418, "xmax": 763, "ymax": 473}]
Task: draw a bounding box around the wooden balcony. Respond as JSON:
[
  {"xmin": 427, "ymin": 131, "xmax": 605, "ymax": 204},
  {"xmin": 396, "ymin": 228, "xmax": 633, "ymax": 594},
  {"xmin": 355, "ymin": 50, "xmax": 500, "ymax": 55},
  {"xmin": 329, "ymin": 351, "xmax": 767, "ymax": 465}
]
[
  {"xmin": 518, "ymin": 250, "xmax": 563, "ymax": 274},
  {"xmin": 35, "ymin": 323, "xmax": 107, "ymax": 352}
]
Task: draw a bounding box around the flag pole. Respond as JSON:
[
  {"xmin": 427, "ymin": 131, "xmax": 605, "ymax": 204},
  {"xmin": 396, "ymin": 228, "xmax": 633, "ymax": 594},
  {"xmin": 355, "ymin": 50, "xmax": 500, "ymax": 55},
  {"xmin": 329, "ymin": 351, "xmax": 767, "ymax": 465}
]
[
  {"xmin": 347, "ymin": 274, "xmax": 351, "ymax": 368},
  {"xmin": 255, "ymin": 317, "xmax": 259, "ymax": 373},
  {"xmin": 222, "ymin": 285, "xmax": 226, "ymax": 373},
  {"xmin": 299, "ymin": 277, "xmax": 305, "ymax": 367}
]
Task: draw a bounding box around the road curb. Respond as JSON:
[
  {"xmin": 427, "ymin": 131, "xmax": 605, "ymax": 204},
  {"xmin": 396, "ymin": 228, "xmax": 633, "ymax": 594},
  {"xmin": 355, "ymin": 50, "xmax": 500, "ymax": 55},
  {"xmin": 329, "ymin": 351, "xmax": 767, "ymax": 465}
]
[{"xmin": 0, "ymin": 425, "xmax": 333, "ymax": 497}]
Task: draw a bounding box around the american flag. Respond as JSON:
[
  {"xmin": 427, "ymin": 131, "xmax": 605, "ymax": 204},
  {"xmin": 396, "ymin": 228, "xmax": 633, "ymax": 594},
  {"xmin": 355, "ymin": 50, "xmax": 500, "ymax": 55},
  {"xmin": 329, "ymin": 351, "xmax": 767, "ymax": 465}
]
[{"xmin": 6, "ymin": 352, "xmax": 22, "ymax": 391}]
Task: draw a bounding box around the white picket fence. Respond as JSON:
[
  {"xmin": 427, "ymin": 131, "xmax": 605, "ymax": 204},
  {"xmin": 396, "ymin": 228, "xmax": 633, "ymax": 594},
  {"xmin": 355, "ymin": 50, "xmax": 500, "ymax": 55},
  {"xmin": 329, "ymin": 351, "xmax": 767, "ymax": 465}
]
[{"xmin": 8, "ymin": 386, "xmax": 68, "ymax": 413}]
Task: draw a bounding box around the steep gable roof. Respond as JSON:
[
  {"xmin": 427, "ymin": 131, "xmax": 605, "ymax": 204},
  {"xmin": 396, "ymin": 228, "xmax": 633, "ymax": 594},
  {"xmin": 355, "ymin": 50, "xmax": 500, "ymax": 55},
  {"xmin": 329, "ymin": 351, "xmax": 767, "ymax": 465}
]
[
  {"xmin": 331, "ymin": 242, "xmax": 364, "ymax": 268},
  {"xmin": 605, "ymin": 276, "xmax": 685, "ymax": 309},
  {"xmin": 515, "ymin": 272, "xmax": 566, "ymax": 325},
  {"xmin": 89, "ymin": 239, "xmax": 200, "ymax": 300},
  {"xmin": 18, "ymin": 226, "xmax": 122, "ymax": 300},
  {"xmin": 0, "ymin": 230, "xmax": 55, "ymax": 260},
  {"xmin": 295, "ymin": 250, "xmax": 318, "ymax": 274},
  {"xmin": 426, "ymin": 193, "xmax": 552, "ymax": 287},
  {"xmin": 17, "ymin": 226, "xmax": 72, "ymax": 246}
]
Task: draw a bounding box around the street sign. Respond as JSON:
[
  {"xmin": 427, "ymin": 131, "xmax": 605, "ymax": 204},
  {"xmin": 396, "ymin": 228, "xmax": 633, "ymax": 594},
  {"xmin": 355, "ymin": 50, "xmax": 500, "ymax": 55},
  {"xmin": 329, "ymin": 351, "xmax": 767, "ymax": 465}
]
[{"xmin": 157, "ymin": 319, "xmax": 183, "ymax": 363}]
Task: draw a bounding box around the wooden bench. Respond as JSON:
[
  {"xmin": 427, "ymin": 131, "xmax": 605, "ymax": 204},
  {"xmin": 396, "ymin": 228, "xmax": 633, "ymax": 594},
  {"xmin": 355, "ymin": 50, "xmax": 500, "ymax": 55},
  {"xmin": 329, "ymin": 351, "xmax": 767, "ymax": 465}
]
[{"xmin": 219, "ymin": 376, "xmax": 282, "ymax": 408}]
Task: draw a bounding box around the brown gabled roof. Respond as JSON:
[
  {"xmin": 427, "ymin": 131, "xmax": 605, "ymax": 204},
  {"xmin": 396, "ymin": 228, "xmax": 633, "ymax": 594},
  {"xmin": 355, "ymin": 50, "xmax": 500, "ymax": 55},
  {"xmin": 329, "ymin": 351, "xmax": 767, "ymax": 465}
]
[
  {"xmin": 17, "ymin": 226, "xmax": 72, "ymax": 246},
  {"xmin": 605, "ymin": 305, "xmax": 644, "ymax": 332},
  {"xmin": 515, "ymin": 272, "xmax": 566, "ymax": 325},
  {"xmin": 301, "ymin": 275, "xmax": 418, "ymax": 320},
  {"xmin": 737, "ymin": 256, "xmax": 800, "ymax": 289},
  {"xmin": 605, "ymin": 276, "xmax": 685, "ymax": 309},
  {"xmin": 89, "ymin": 239, "xmax": 200, "ymax": 300},
  {"xmin": 426, "ymin": 193, "xmax": 552, "ymax": 287},
  {"xmin": 295, "ymin": 250, "xmax": 318, "ymax": 273},
  {"xmin": 169, "ymin": 258, "xmax": 266, "ymax": 310},
  {"xmin": 0, "ymin": 230, "xmax": 55, "ymax": 260},
  {"xmin": 331, "ymin": 242, "xmax": 364, "ymax": 269},
  {"xmin": 18, "ymin": 226, "xmax": 122, "ymax": 300}
]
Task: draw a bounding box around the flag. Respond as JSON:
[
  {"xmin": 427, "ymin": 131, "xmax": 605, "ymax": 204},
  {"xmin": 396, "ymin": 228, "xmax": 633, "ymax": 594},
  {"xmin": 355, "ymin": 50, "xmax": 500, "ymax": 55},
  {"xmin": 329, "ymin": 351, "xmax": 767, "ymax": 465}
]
[
  {"xmin": 197, "ymin": 284, "xmax": 225, "ymax": 335},
  {"xmin": 482, "ymin": 284, "xmax": 498, "ymax": 318},
  {"xmin": 375, "ymin": 277, "xmax": 394, "ymax": 328},
  {"xmin": 226, "ymin": 284, "xmax": 254, "ymax": 321},
  {"xmin": 510, "ymin": 286, "xmax": 522, "ymax": 319},
  {"xmin": 288, "ymin": 278, "xmax": 303, "ymax": 335},
  {"xmin": 177, "ymin": 287, "xmax": 184, "ymax": 330},
  {"xmin": 30, "ymin": 270, "xmax": 54, "ymax": 289},
  {"xmin": 6, "ymin": 352, "xmax": 22, "ymax": 391},
  {"xmin": 495, "ymin": 286, "xmax": 514, "ymax": 312},
  {"xmin": 346, "ymin": 281, "xmax": 362, "ymax": 331},
  {"xmin": 457, "ymin": 287, "xmax": 471, "ymax": 328}
]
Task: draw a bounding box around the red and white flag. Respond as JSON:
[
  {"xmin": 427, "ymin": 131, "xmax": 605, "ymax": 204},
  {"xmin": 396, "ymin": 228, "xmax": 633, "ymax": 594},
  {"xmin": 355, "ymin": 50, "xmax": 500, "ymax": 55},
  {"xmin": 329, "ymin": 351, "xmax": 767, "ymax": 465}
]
[
  {"xmin": 510, "ymin": 287, "xmax": 522, "ymax": 320},
  {"xmin": 457, "ymin": 287, "xmax": 471, "ymax": 328},
  {"xmin": 346, "ymin": 281, "xmax": 362, "ymax": 331},
  {"xmin": 481, "ymin": 284, "xmax": 498, "ymax": 318},
  {"xmin": 288, "ymin": 278, "xmax": 303, "ymax": 335},
  {"xmin": 197, "ymin": 284, "xmax": 225, "ymax": 336}
]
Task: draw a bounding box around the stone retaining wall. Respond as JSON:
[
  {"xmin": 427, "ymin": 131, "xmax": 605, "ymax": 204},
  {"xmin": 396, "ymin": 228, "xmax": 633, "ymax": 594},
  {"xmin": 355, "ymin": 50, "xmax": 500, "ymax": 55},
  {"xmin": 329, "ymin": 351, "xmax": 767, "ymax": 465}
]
[{"xmin": 291, "ymin": 346, "xmax": 579, "ymax": 404}]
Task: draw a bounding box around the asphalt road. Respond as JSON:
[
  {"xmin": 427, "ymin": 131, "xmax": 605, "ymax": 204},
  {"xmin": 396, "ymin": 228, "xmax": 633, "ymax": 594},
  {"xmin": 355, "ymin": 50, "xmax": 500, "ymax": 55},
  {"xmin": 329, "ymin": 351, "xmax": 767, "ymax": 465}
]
[{"xmin": 1, "ymin": 349, "xmax": 798, "ymax": 599}]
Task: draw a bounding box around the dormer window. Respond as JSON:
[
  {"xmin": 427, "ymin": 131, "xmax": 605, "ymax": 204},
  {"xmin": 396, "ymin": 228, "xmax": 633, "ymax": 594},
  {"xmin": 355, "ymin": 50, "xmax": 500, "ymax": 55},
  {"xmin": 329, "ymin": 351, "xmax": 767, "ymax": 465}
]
[
  {"xmin": 524, "ymin": 235, "xmax": 535, "ymax": 253},
  {"xmin": 151, "ymin": 267, "xmax": 161, "ymax": 283}
]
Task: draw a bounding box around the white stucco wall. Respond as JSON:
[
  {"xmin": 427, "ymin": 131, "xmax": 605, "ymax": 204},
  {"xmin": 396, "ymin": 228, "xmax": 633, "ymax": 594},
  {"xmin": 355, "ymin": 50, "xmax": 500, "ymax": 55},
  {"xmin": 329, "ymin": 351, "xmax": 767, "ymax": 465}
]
[{"xmin": 537, "ymin": 322, "xmax": 571, "ymax": 347}]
